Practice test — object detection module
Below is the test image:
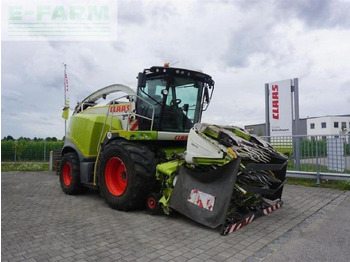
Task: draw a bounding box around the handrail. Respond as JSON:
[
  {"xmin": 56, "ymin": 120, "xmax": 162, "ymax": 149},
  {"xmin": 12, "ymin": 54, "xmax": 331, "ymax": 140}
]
[
  {"xmin": 96, "ymin": 94, "xmax": 156, "ymax": 152},
  {"xmin": 73, "ymin": 84, "xmax": 136, "ymax": 115}
]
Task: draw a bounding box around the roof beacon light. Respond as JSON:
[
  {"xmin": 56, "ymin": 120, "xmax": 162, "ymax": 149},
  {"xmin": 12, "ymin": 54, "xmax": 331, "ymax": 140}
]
[{"xmin": 164, "ymin": 62, "xmax": 169, "ymax": 67}]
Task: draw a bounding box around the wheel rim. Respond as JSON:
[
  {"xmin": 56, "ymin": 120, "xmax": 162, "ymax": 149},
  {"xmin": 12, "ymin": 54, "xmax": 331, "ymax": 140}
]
[
  {"xmin": 62, "ymin": 162, "xmax": 72, "ymax": 186},
  {"xmin": 148, "ymin": 197, "xmax": 157, "ymax": 209},
  {"xmin": 105, "ymin": 157, "xmax": 128, "ymax": 196}
]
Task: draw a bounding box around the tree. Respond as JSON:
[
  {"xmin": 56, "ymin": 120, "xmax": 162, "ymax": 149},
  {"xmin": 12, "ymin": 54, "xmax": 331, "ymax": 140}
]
[
  {"xmin": 18, "ymin": 136, "xmax": 30, "ymax": 141},
  {"xmin": 51, "ymin": 137, "xmax": 58, "ymax": 142},
  {"xmin": 340, "ymin": 127, "xmax": 349, "ymax": 135},
  {"xmin": 14, "ymin": 138, "xmax": 28, "ymax": 162},
  {"xmin": 3, "ymin": 135, "xmax": 14, "ymax": 141}
]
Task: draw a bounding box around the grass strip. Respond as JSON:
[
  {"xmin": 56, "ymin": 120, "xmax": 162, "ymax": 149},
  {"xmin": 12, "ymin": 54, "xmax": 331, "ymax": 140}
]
[{"xmin": 2, "ymin": 162, "xmax": 49, "ymax": 172}]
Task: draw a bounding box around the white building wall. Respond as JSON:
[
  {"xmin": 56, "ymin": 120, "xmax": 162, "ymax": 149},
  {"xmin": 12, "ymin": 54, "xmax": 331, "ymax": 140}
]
[{"xmin": 307, "ymin": 116, "xmax": 350, "ymax": 136}]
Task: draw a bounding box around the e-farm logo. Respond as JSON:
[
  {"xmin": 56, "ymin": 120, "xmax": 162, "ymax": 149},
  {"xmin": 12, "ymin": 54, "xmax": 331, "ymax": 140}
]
[{"xmin": 2, "ymin": 0, "xmax": 117, "ymax": 41}]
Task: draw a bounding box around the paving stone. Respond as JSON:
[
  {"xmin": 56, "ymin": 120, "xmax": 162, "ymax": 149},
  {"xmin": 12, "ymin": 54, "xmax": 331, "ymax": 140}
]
[
  {"xmin": 196, "ymin": 253, "xmax": 211, "ymax": 260},
  {"xmin": 169, "ymin": 256, "xmax": 188, "ymax": 262},
  {"xmin": 188, "ymin": 258, "xmax": 203, "ymax": 262},
  {"xmin": 182, "ymin": 251, "xmax": 197, "ymax": 259},
  {"xmin": 168, "ymin": 250, "xmax": 183, "ymax": 257},
  {"xmin": 244, "ymin": 257, "xmax": 260, "ymax": 262},
  {"xmin": 211, "ymin": 254, "xmax": 229, "ymax": 261},
  {"xmin": 8, "ymin": 256, "xmax": 25, "ymax": 262}
]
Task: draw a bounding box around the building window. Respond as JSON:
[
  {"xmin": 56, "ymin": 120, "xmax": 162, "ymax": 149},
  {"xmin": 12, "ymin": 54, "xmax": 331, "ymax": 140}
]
[
  {"xmin": 246, "ymin": 128, "xmax": 254, "ymax": 134},
  {"xmin": 341, "ymin": 122, "xmax": 346, "ymax": 128},
  {"xmin": 321, "ymin": 122, "xmax": 326, "ymax": 128},
  {"xmin": 310, "ymin": 123, "xmax": 315, "ymax": 129},
  {"xmin": 334, "ymin": 122, "xmax": 339, "ymax": 128}
]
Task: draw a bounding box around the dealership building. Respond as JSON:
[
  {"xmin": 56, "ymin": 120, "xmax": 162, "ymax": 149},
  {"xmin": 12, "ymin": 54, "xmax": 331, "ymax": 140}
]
[{"xmin": 245, "ymin": 114, "xmax": 350, "ymax": 137}]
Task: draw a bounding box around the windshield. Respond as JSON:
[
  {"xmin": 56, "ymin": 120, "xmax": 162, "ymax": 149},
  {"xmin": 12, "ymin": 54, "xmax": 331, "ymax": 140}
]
[
  {"xmin": 137, "ymin": 76, "xmax": 203, "ymax": 132},
  {"xmin": 166, "ymin": 77, "xmax": 201, "ymax": 123},
  {"xmin": 140, "ymin": 78, "xmax": 166, "ymax": 106}
]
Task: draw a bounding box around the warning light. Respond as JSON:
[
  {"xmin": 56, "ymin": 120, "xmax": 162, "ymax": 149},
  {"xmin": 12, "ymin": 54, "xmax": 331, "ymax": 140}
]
[{"xmin": 164, "ymin": 62, "xmax": 169, "ymax": 67}]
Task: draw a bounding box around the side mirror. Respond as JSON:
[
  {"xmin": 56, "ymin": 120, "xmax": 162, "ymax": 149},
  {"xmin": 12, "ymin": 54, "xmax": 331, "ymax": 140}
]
[{"xmin": 137, "ymin": 72, "xmax": 146, "ymax": 88}]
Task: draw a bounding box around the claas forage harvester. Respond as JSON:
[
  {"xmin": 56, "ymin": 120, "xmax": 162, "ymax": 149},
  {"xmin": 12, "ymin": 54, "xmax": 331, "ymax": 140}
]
[{"xmin": 60, "ymin": 65, "xmax": 288, "ymax": 235}]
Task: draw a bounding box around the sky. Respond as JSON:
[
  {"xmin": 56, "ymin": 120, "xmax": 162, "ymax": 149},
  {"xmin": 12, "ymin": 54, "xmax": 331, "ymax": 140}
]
[{"xmin": 1, "ymin": 0, "xmax": 350, "ymax": 139}]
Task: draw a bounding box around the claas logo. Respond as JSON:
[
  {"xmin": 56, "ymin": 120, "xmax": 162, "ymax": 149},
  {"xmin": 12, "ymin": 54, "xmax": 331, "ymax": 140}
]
[
  {"xmin": 109, "ymin": 104, "xmax": 130, "ymax": 113},
  {"xmin": 174, "ymin": 135, "xmax": 188, "ymax": 140},
  {"xmin": 271, "ymin": 85, "xmax": 279, "ymax": 120}
]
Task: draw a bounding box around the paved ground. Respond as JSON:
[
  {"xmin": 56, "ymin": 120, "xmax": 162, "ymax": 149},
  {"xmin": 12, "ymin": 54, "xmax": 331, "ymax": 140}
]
[
  {"xmin": 1, "ymin": 172, "xmax": 349, "ymax": 262},
  {"xmin": 262, "ymin": 194, "xmax": 350, "ymax": 262}
]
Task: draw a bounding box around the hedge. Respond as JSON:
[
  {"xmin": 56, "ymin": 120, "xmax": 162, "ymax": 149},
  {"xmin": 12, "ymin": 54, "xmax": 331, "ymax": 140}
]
[{"xmin": 1, "ymin": 141, "xmax": 63, "ymax": 162}]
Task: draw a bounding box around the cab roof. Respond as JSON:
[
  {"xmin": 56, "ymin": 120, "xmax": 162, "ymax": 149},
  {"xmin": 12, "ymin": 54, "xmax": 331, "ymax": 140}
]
[{"xmin": 145, "ymin": 66, "xmax": 214, "ymax": 85}]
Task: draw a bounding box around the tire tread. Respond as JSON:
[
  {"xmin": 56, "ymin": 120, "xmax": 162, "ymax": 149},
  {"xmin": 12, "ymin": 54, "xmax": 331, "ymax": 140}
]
[{"xmin": 98, "ymin": 140, "xmax": 156, "ymax": 210}]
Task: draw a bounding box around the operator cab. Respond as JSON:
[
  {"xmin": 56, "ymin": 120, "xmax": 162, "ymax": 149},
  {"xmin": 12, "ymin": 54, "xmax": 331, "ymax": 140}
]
[{"xmin": 136, "ymin": 65, "xmax": 214, "ymax": 132}]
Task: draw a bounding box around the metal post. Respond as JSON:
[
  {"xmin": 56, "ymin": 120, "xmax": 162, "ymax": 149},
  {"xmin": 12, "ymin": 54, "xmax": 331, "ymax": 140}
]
[
  {"xmin": 293, "ymin": 78, "xmax": 301, "ymax": 171},
  {"xmin": 44, "ymin": 140, "xmax": 46, "ymax": 162},
  {"xmin": 265, "ymin": 83, "xmax": 270, "ymax": 140},
  {"xmin": 307, "ymin": 137, "xmax": 310, "ymax": 171},
  {"xmin": 14, "ymin": 142, "xmax": 17, "ymax": 163},
  {"xmin": 49, "ymin": 151, "xmax": 53, "ymax": 171},
  {"xmin": 348, "ymin": 134, "xmax": 350, "ymax": 170},
  {"xmin": 316, "ymin": 136, "xmax": 320, "ymax": 185},
  {"xmin": 64, "ymin": 63, "xmax": 67, "ymax": 137}
]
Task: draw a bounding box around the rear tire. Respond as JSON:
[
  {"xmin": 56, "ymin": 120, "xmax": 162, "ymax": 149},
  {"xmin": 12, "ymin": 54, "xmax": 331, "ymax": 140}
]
[
  {"xmin": 98, "ymin": 140, "xmax": 156, "ymax": 211},
  {"xmin": 59, "ymin": 152, "xmax": 85, "ymax": 195}
]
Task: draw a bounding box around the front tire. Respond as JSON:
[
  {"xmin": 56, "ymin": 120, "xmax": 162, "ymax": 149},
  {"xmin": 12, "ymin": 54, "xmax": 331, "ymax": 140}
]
[
  {"xmin": 59, "ymin": 152, "xmax": 85, "ymax": 195},
  {"xmin": 98, "ymin": 140, "xmax": 156, "ymax": 211},
  {"xmin": 146, "ymin": 193, "xmax": 162, "ymax": 215}
]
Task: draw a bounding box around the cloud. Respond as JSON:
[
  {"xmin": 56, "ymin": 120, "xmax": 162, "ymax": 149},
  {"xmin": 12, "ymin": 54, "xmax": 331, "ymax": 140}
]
[
  {"xmin": 1, "ymin": 0, "xmax": 350, "ymax": 139},
  {"xmin": 277, "ymin": 0, "xmax": 350, "ymax": 29},
  {"xmin": 118, "ymin": 1, "xmax": 146, "ymax": 25}
]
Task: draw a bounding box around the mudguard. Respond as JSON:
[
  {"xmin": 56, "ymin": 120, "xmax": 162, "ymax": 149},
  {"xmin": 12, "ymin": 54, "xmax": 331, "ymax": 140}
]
[{"xmin": 169, "ymin": 159, "xmax": 241, "ymax": 228}]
